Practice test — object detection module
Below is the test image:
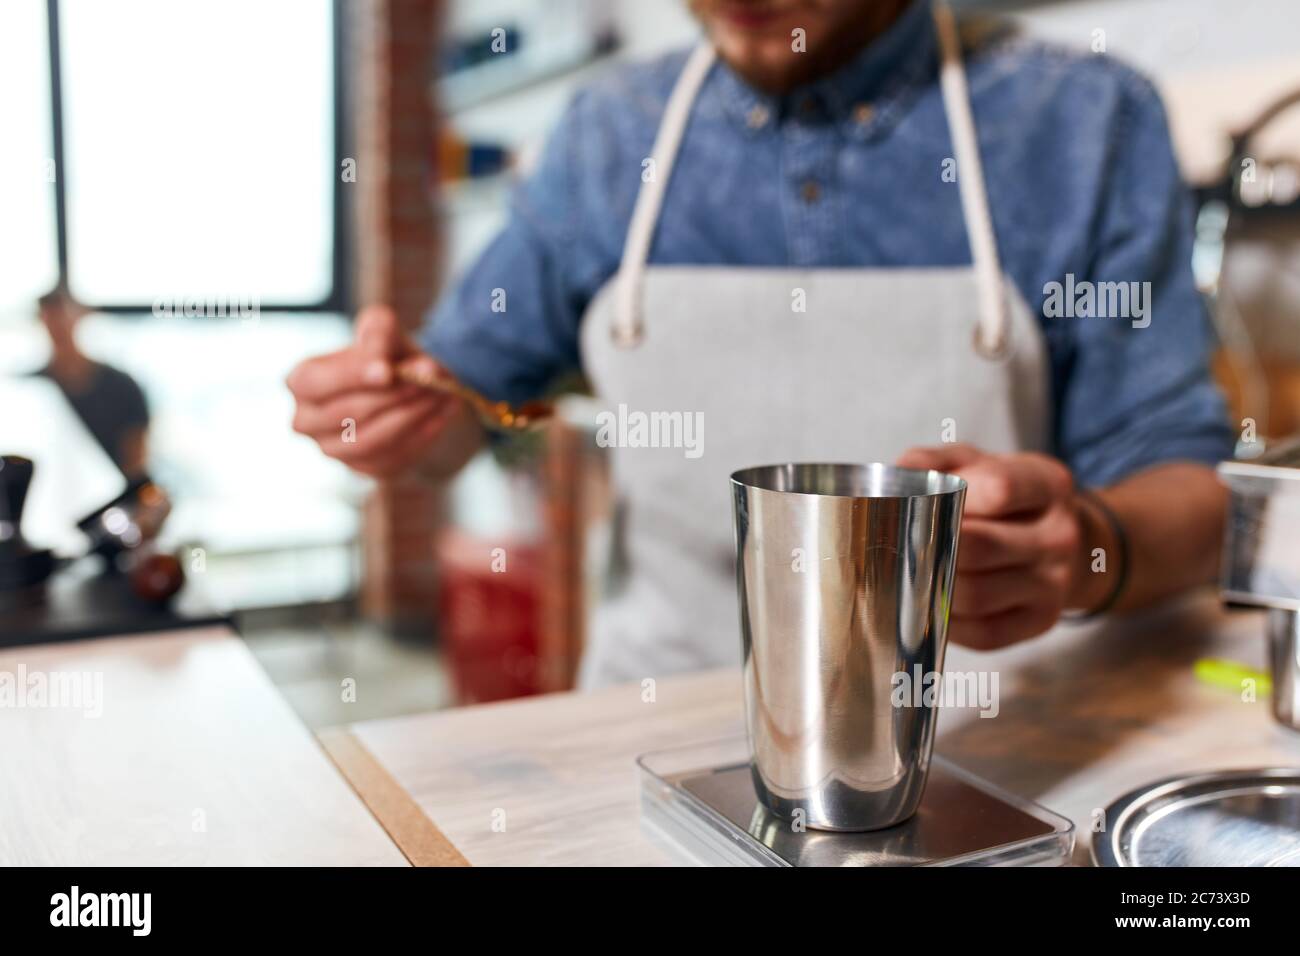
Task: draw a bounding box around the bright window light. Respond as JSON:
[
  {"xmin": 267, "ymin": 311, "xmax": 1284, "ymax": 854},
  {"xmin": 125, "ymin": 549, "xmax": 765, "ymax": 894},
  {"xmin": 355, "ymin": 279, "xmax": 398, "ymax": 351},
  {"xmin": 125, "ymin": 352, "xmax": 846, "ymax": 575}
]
[
  {"xmin": 0, "ymin": 0, "xmax": 59, "ymax": 316},
  {"xmin": 59, "ymin": 0, "xmax": 336, "ymax": 306}
]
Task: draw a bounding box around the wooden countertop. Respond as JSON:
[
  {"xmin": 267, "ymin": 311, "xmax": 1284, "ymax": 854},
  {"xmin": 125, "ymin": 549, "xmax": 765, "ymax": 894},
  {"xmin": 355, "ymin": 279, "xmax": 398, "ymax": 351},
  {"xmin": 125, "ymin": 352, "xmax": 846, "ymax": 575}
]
[
  {"xmin": 0, "ymin": 627, "xmax": 407, "ymax": 866},
  {"xmin": 325, "ymin": 593, "xmax": 1300, "ymax": 866}
]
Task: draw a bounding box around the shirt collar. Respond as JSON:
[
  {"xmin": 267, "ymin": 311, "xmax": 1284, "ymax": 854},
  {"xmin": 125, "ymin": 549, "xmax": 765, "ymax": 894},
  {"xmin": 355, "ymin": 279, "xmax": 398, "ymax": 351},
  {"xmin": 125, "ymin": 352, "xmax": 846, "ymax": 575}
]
[{"xmin": 712, "ymin": 0, "xmax": 938, "ymax": 141}]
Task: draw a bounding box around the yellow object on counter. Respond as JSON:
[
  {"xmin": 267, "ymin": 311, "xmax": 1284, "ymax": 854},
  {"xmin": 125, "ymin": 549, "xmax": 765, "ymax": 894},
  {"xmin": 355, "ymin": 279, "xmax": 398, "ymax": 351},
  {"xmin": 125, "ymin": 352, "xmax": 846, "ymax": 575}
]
[{"xmin": 1194, "ymin": 657, "xmax": 1273, "ymax": 695}]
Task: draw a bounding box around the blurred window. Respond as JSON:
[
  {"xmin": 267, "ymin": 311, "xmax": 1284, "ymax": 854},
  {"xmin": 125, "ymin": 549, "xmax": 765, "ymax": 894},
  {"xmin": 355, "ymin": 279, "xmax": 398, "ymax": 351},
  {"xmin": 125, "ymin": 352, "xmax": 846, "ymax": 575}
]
[
  {"xmin": 1, "ymin": 0, "xmax": 356, "ymax": 582},
  {"xmin": 0, "ymin": 0, "xmax": 59, "ymax": 316},
  {"xmin": 59, "ymin": 0, "xmax": 338, "ymax": 307},
  {"xmin": 1, "ymin": 0, "xmax": 339, "ymax": 314}
]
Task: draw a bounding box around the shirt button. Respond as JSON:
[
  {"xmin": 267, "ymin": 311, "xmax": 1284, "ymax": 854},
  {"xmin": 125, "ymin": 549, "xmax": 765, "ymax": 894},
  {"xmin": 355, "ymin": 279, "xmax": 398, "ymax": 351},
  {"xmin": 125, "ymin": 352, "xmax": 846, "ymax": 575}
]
[
  {"xmin": 746, "ymin": 104, "xmax": 770, "ymax": 129},
  {"xmin": 800, "ymin": 180, "xmax": 821, "ymax": 203},
  {"xmin": 853, "ymin": 102, "xmax": 874, "ymax": 125}
]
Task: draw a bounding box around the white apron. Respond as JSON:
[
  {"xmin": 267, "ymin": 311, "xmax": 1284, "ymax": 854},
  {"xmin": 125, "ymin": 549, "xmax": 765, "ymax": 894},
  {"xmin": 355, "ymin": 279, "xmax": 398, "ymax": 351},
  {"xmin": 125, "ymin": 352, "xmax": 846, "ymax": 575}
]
[{"xmin": 577, "ymin": 2, "xmax": 1050, "ymax": 688}]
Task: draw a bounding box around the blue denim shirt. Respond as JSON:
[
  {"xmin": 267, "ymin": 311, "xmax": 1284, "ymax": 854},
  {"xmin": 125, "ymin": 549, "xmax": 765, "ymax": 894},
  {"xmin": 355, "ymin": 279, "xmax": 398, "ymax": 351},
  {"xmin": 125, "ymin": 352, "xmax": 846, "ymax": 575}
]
[{"xmin": 424, "ymin": 1, "xmax": 1234, "ymax": 487}]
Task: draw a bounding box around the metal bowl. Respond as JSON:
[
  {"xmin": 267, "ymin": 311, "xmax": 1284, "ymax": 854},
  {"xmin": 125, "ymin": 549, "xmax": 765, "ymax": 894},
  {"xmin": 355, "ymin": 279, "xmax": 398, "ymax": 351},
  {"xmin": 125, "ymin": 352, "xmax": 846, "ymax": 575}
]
[{"xmin": 1093, "ymin": 768, "xmax": 1300, "ymax": 866}]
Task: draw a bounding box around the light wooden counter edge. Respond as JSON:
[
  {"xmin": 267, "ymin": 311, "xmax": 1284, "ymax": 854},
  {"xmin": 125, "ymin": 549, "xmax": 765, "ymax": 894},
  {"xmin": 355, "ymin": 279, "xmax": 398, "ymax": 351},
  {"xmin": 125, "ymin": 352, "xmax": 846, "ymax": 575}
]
[{"xmin": 318, "ymin": 727, "xmax": 471, "ymax": 867}]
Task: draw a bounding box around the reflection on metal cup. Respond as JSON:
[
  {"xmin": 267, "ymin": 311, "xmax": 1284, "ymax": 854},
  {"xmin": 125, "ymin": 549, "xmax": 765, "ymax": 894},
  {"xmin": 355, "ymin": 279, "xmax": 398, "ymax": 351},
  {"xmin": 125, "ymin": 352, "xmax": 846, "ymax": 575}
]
[{"xmin": 731, "ymin": 463, "xmax": 966, "ymax": 831}]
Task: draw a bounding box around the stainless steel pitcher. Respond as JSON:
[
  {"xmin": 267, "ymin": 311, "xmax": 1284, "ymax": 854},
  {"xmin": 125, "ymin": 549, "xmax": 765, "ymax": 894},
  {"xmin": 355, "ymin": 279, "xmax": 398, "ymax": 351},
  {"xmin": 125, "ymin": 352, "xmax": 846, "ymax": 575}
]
[{"xmin": 730, "ymin": 463, "xmax": 966, "ymax": 831}]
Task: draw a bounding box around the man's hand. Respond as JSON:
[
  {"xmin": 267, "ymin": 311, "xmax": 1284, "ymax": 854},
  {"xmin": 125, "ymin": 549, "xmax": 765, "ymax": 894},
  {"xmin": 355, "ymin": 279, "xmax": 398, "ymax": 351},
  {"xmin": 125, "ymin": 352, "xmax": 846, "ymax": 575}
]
[
  {"xmin": 287, "ymin": 306, "xmax": 481, "ymax": 479},
  {"xmin": 896, "ymin": 444, "xmax": 1088, "ymax": 650}
]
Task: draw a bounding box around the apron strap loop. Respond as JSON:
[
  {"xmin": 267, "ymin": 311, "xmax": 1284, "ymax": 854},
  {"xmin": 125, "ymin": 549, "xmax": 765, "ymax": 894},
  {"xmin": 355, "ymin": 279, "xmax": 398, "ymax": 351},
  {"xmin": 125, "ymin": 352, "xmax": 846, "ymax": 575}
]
[{"xmin": 613, "ymin": 43, "xmax": 717, "ymax": 348}]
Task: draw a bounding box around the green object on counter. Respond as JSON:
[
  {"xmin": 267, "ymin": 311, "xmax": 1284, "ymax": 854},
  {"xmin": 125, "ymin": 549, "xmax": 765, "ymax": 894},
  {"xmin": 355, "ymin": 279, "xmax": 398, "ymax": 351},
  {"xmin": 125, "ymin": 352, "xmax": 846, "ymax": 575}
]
[{"xmin": 1194, "ymin": 657, "xmax": 1272, "ymax": 695}]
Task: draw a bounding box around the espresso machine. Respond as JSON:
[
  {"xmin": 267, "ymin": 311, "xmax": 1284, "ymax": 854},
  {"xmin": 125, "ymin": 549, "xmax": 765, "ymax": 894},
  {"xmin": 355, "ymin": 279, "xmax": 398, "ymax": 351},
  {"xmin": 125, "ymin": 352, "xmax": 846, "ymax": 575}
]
[{"xmin": 0, "ymin": 456, "xmax": 56, "ymax": 601}]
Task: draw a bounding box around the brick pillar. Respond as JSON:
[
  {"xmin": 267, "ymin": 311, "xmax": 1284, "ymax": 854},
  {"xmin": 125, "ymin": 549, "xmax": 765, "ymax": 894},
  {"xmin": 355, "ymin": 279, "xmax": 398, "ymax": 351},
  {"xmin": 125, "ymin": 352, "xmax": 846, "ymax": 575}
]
[
  {"xmin": 539, "ymin": 421, "xmax": 584, "ymax": 692},
  {"xmin": 349, "ymin": 0, "xmax": 445, "ymax": 633}
]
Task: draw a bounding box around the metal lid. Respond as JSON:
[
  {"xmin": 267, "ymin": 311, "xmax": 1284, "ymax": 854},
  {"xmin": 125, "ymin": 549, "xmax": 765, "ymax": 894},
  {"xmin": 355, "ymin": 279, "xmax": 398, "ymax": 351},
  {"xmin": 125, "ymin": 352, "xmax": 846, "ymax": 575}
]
[{"xmin": 1092, "ymin": 768, "xmax": 1300, "ymax": 866}]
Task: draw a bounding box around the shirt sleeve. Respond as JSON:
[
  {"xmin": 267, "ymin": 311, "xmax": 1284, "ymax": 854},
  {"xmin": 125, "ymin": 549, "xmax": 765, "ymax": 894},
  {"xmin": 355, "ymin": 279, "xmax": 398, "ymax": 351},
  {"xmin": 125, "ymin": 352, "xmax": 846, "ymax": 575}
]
[
  {"xmin": 1055, "ymin": 73, "xmax": 1235, "ymax": 488},
  {"xmin": 421, "ymin": 92, "xmax": 606, "ymax": 405}
]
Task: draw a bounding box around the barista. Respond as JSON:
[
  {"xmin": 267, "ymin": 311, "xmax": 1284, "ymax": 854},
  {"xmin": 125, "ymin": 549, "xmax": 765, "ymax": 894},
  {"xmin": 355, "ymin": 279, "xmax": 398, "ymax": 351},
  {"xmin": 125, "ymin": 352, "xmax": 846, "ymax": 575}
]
[
  {"xmin": 289, "ymin": 0, "xmax": 1232, "ymax": 685},
  {"xmin": 36, "ymin": 286, "xmax": 150, "ymax": 480}
]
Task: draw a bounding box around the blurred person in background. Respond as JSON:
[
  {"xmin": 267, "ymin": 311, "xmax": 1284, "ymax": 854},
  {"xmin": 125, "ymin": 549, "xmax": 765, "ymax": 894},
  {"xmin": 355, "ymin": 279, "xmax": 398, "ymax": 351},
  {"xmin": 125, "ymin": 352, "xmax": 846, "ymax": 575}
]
[
  {"xmin": 36, "ymin": 286, "xmax": 150, "ymax": 480},
  {"xmin": 289, "ymin": 0, "xmax": 1233, "ymax": 686}
]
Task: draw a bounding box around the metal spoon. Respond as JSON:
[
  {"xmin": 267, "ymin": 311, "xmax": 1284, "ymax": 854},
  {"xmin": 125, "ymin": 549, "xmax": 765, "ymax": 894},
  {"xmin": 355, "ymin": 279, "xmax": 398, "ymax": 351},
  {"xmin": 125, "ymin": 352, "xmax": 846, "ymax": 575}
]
[{"xmin": 394, "ymin": 361, "xmax": 552, "ymax": 431}]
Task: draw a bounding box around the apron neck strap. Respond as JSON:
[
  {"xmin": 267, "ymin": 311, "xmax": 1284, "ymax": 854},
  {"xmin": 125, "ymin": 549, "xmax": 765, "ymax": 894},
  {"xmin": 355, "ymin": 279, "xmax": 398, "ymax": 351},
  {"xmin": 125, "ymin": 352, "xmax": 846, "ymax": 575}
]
[
  {"xmin": 613, "ymin": 1, "xmax": 1009, "ymax": 357},
  {"xmin": 932, "ymin": 1, "xmax": 1008, "ymax": 358},
  {"xmin": 613, "ymin": 42, "xmax": 716, "ymax": 348}
]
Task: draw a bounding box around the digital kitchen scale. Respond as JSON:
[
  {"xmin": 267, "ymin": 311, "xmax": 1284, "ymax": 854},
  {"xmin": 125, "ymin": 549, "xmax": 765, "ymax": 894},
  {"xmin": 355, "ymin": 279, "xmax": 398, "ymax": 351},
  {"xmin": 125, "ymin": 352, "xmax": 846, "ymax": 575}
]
[{"xmin": 638, "ymin": 736, "xmax": 1075, "ymax": 866}]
